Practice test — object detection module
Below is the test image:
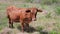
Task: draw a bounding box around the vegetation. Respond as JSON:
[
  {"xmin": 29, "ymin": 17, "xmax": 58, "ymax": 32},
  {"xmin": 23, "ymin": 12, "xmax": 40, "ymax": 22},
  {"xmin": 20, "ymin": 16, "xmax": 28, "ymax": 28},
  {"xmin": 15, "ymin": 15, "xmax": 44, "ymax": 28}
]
[
  {"xmin": 0, "ymin": 0, "xmax": 60, "ymax": 34},
  {"xmin": 55, "ymin": 6, "xmax": 60, "ymax": 15},
  {"xmin": 25, "ymin": 0, "xmax": 33, "ymax": 3}
]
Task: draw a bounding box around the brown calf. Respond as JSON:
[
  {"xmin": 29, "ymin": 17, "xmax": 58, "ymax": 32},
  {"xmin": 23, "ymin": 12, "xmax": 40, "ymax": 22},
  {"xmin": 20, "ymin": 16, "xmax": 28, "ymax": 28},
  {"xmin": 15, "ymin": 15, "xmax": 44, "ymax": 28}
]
[{"xmin": 7, "ymin": 6, "xmax": 43, "ymax": 32}]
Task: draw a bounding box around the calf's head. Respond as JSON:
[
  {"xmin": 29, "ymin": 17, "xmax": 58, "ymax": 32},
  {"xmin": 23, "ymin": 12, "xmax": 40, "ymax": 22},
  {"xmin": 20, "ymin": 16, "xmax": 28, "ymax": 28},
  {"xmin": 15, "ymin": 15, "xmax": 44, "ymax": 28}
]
[{"xmin": 32, "ymin": 8, "xmax": 43, "ymax": 21}]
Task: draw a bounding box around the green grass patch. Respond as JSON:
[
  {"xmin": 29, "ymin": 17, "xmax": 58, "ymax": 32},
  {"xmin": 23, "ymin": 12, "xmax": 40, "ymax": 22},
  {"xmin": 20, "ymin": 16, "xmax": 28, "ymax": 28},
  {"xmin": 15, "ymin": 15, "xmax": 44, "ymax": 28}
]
[
  {"xmin": 36, "ymin": 26, "xmax": 44, "ymax": 32},
  {"xmin": 55, "ymin": 6, "xmax": 60, "ymax": 15},
  {"xmin": 25, "ymin": 0, "xmax": 33, "ymax": 3},
  {"xmin": 45, "ymin": 12, "xmax": 51, "ymax": 18},
  {"xmin": 49, "ymin": 30, "xmax": 57, "ymax": 34}
]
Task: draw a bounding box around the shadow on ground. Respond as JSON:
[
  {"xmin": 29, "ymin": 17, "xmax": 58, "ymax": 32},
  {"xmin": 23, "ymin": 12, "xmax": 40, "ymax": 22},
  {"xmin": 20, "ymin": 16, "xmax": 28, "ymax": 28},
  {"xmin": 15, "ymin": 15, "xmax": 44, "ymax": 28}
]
[
  {"xmin": 17, "ymin": 25, "xmax": 48, "ymax": 34},
  {"xmin": 39, "ymin": 31, "xmax": 48, "ymax": 34},
  {"xmin": 17, "ymin": 25, "xmax": 37, "ymax": 33}
]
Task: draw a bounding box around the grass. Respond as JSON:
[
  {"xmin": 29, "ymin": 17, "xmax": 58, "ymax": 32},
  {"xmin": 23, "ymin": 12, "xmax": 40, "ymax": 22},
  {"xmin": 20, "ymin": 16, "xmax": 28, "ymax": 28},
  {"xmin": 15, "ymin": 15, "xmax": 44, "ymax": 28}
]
[
  {"xmin": 55, "ymin": 6, "xmax": 60, "ymax": 15},
  {"xmin": 0, "ymin": 2, "xmax": 60, "ymax": 34},
  {"xmin": 25, "ymin": 0, "xmax": 33, "ymax": 3},
  {"xmin": 49, "ymin": 30, "xmax": 57, "ymax": 34}
]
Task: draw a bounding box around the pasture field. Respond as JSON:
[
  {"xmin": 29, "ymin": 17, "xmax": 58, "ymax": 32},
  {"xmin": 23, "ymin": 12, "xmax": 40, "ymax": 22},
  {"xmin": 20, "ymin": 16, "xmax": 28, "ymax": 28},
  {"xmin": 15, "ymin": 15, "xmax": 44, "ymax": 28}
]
[{"xmin": 0, "ymin": 0, "xmax": 60, "ymax": 34}]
